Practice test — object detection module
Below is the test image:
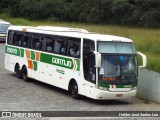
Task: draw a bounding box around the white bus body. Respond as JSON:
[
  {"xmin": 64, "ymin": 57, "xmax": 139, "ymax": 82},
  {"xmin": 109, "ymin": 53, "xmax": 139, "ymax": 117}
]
[{"xmin": 5, "ymin": 25, "xmax": 146, "ymax": 100}]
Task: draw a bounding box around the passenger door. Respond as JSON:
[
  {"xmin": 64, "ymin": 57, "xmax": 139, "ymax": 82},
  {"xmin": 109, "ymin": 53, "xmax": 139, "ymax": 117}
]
[{"xmin": 83, "ymin": 39, "xmax": 96, "ymax": 97}]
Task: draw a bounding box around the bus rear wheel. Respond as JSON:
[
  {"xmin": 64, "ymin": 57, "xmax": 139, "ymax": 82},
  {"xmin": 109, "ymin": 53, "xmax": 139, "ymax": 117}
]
[
  {"xmin": 22, "ymin": 66, "xmax": 30, "ymax": 82},
  {"xmin": 15, "ymin": 64, "xmax": 22, "ymax": 79},
  {"xmin": 71, "ymin": 81, "xmax": 79, "ymax": 99}
]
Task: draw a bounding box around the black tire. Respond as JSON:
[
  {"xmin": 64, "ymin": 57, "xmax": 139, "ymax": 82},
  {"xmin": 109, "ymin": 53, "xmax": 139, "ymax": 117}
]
[
  {"xmin": 15, "ymin": 64, "xmax": 22, "ymax": 79},
  {"xmin": 21, "ymin": 66, "xmax": 30, "ymax": 82},
  {"xmin": 71, "ymin": 81, "xmax": 79, "ymax": 99}
]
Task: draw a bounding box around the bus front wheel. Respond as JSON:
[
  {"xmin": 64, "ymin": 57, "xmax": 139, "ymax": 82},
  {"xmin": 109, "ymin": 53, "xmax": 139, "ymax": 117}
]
[
  {"xmin": 22, "ymin": 66, "xmax": 30, "ymax": 82},
  {"xmin": 15, "ymin": 64, "xmax": 22, "ymax": 79},
  {"xmin": 71, "ymin": 81, "xmax": 79, "ymax": 99}
]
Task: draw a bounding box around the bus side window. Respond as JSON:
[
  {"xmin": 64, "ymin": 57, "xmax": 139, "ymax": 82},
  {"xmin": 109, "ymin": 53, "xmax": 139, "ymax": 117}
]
[
  {"xmin": 46, "ymin": 36, "xmax": 54, "ymax": 52},
  {"xmin": 31, "ymin": 34, "xmax": 42, "ymax": 50},
  {"xmin": 53, "ymin": 39, "xmax": 61, "ymax": 53},
  {"xmin": 12, "ymin": 33, "xmax": 23, "ymax": 46},
  {"xmin": 60, "ymin": 38, "xmax": 67, "ymax": 55},
  {"xmin": 7, "ymin": 30, "xmax": 14, "ymax": 45},
  {"xmin": 67, "ymin": 38, "xmax": 81, "ymax": 58},
  {"xmin": 53, "ymin": 37, "xmax": 67, "ymax": 55},
  {"xmin": 12, "ymin": 32, "xmax": 18, "ymax": 45},
  {"xmin": 22, "ymin": 35, "xmax": 30, "ymax": 48}
]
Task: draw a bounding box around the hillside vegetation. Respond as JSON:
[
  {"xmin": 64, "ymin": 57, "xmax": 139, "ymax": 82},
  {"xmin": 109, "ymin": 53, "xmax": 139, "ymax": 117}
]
[
  {"xmin": 0, "ymin": 13, "xmax": 160, "ymax": 72},
  {"xmin": 0, "ymin": 0, "xmax": 160, "ymax": 28}
]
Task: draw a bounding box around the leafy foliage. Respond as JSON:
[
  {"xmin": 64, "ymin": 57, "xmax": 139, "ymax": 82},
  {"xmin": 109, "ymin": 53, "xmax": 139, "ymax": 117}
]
[{"xmin": 0, "ymin": 0, "xmax": 160, "ymax": 28}]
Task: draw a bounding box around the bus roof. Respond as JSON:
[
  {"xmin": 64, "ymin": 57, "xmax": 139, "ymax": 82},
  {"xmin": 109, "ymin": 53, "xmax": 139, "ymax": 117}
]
[
  {"xmin": 83, "ymin": 34, "xmax": 133, "ymax": 42},
  {"xmin": 8, "ymin": 25, "xmax": 133, "ymax": 43},
  {"xmin": 0, "ymin": 19, "xmax": 10, "ymax": 25},
  {"xmin": 35, "ymin": 26, "xmax": 89, "ymax": 33}
]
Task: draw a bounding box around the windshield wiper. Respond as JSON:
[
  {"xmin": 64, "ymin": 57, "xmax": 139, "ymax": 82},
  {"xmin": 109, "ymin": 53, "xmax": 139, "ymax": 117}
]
[{"xmin": 121, "ymin": 64, "xmax": 131, "ymax": 84}]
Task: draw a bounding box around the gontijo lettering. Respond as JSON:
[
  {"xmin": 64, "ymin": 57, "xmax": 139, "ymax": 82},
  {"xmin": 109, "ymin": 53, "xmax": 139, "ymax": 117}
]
[
  {"xmin": 7, "ymin": 48, "xmax": 17, "ymax": 54},
  {"xmin": 52, "ymin": 57, "xmax": 72, "ymax": 67}
]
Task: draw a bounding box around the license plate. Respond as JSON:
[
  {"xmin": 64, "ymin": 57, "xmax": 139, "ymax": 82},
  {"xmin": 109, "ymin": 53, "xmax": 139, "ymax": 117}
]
[{"xmin": 116, "ymin": 94, "xmax": 123, "ymax": 97}]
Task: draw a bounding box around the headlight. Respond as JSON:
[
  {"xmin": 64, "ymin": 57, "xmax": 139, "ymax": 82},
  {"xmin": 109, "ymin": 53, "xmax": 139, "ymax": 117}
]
[
  {"xmin": 97, "ymin": 86, "xmax": 109, "ymax": 91},
  {"xmin": 131, "ymin": 86, "xmax": 137, "ymax": 90}
]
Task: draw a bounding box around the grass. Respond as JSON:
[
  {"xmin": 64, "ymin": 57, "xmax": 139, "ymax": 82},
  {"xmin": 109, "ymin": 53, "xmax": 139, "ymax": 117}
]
[{"xmin": 1, "ymin": 13, "xmax": 160, "ymax": 72}]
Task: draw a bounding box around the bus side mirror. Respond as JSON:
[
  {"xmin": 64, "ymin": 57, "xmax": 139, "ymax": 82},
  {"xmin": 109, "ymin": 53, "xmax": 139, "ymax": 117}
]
[
  {"xmin": 93, "ymin": 51, "xmax": 101, "ymax": 68},
  {"xmin": 137, "ymin": 51, "xmax": 147, "ymax": 68}
]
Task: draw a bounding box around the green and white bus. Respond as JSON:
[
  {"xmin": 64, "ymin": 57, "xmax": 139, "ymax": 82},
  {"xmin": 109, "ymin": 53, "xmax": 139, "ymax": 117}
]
[{"xmin": 5, "ymin": 25, "xmax": 147, "ymax": 100}]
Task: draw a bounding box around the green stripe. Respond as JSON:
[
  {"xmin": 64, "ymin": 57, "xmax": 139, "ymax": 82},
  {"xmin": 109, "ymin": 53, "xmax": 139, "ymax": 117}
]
[
  {"xmin": 5, "ymin": 45, "xmax": 81, "ymax": 71},
  {"xmin": 20, "ymin": 49, "xmax": 24, "ymax": 57},
  {"xmin": 76, "ymin": 60, "xmax": 80, "ymax": 71},
  {"xmin": 98, "ymin": 82, "xmax": 110, "ymax": 88},
  {"xmin": 33, "ymin": 61, "xmax": 37, "ymax": 71},
  {"xmin": 30, "ymin": 51, "xmax": 35, "ymax": 60},
  {"xmin": 98, "ymin": 82, "xmax": 137, "ymax": 88}
]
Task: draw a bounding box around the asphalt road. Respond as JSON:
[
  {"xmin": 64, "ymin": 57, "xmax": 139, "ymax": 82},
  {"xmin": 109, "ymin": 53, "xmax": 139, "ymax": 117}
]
[{"xmin": 0, "ymin": 43, "xmax": 160, "ymax": 119}]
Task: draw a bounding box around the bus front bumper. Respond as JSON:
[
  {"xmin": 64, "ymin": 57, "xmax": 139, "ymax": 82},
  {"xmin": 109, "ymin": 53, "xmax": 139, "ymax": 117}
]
[{"xmin": 93, "ymin": 89, "xmax": 137, "ymax": 100}]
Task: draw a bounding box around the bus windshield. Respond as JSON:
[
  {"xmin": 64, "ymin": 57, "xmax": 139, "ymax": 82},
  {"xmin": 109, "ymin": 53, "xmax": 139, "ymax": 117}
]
[
  {"xmin": 98, "ymin": 41, "xmax": 136, "ymax": 54},
  {"xmin": 98, "ymin": 42, "xmax": 137, "ymax": 84},
  {"xmin": 0, "ymin": 24, "xmax": 10, "ymax": 33}
]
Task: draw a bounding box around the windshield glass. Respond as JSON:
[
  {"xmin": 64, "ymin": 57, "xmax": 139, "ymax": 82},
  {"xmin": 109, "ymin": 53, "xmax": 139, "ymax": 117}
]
[
  {"xmin": 99, "ymin": 55, "xmax": 137, "ymax": 84},
  {"xmin": 0, "ymin": 24, "xmax": 10, "ymax": 33},
  {"xmin": 98, "ymin": 42, "xmax": 135, "ymax": 54}
]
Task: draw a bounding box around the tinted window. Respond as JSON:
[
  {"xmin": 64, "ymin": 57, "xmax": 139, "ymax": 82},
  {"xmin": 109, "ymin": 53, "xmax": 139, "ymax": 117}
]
[
  {"xmin": 54, "ymin": 37, "xmax": 62, "ymax": 54},
  {"xmin": 83, "ymin": 39, "xmax": 96, "ymax": 83},
  {"xmin": 53, "ymin": 37, "xmax": 68, "ymax": 55},
  {"xmin": 67, "ymin": 38, "xmax": 81, "ymax": 58},
  {"xmin": 7, "ymin": 30, "xmax": 14, "ymax": 45},
  {"xmin": 22, "ymin": 34, "xmax": 31, "ymax": 48},
  {"xmin": 83, "ymin": 39, "xmax": 95, "ymax": 53},
  {"xmin": 7, "ymin": 30, "xmax": 82, "ymax": 59},
  {"xmin": 12, "ymin": 32, "xmax": 23, "ymax": 46},
  {"xmin": 31, "ymin": 34, "xmax": 42, "ymax": 50},
  {"xmin": 44, "ymin": 36, "xmax": 55, "ymax": 52}
]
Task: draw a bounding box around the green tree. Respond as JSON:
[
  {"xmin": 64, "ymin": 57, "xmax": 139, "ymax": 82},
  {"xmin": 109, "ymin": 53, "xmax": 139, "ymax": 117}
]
[
  {"xmin": 8, "ymin": 0, "xmax": 21, "ymax": 17},
  {"xmin": 87, "ymin": 0, "xmax": 113, "ymax": 23},
  {"xmin": 140, "ymin": 10, "xmax": 160, "ymax": 28},
  {"xmin": 0, "ymin": 0, "xmax": 10, "ymax": 12},
  {"xmin": 0, "ymin": 0, "xmax": 160, "ymax": 28}
]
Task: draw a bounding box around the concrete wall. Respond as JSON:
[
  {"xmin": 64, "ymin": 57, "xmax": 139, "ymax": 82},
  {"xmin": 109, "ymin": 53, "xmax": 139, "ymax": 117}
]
[{"xmin": 137, "ymin": 68, "xmax": 160, "ymax": 103}]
